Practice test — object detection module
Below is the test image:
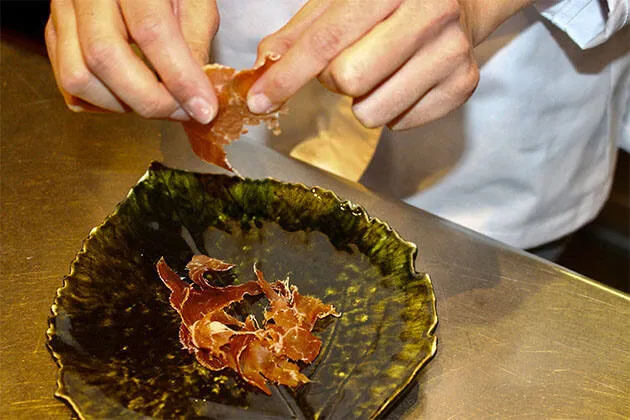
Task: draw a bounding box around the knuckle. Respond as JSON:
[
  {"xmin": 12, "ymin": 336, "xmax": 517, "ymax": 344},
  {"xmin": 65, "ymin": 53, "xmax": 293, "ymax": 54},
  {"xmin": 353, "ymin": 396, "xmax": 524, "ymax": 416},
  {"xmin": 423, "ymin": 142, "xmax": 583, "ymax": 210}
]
[
  {"xmin": 447, "ymin": 29, "xmax": 473, "ymax": 62},
  {"xmin": 257, "ymin": 34, "xmax": 273, "ymax": 51},
  {"xmin": 430, "ymin": 21, "xmax": 472, "ymax": 65},
  {"xmin": 59, "ymin": 66, "xmax": 91, "ymax": 96},
  {"xmin": 447, "ymin": 63, "xmax": 479, "ymax": 105},
  {"xmin": 309, "ymin": 24, "xmax": 345, "ymax": 63},
  {"xmin": 420, "ymin": 0, "xmax": 460, "ymax": 35},
  {"xmin": 469, "ymin": 65, "xmax": 481, "ymax": 88},
  {"xmin": 459, "ymin": 64, "xmax": 480, "ymax": 97},
  {"xmin": 44, "ymin": 19, "xmax": 55, "ymax": 42},
  {"xmin": 442, "ymin": 0, "xmax": 462, "ymax": 22},
  {"xmin": 131, "ymin": 13, "xmax": 167, "ymax": 45},
  {"xmin": 209, "ymin": 6, "xmax": 220, "ymax": 37},
  {"xmin": 410, "ymin": 3, "xmax": 462, "ymax": 46},
  {"xmin": 83, "ymin": 36, "xmax": 117, "ymax": 73},
  {"xmin": 328, "ymin": 60, "xmax": 365, "ymax": 97},
  {"xmin": 446, "ymin": 47, "xmax": 471, "ymax": 68},
  {"xmin": 256, "ymin": 39, "xmax": 270, "ymax": 58},
  {"xmin": 258, "ymin": 35, "xmax": 292, "ymax": 58}
]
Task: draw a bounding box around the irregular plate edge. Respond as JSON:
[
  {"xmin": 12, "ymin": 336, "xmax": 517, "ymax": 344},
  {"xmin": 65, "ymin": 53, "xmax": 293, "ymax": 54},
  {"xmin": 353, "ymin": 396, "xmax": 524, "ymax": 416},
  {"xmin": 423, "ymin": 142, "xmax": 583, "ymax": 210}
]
[
  {"xmin": 46, "ymin": 230, "xmax": 118, "ymax": 420},
  {"xmin": 371, "ymin": 274, "xmax": 438, "ymax": 419},
  {"xmin": 45, "ymin": 169, "xmax": 152, "ymax": 420},
  {"xmin": 45, "ymin": 161, "xmax": 439, "ymax": 420}
]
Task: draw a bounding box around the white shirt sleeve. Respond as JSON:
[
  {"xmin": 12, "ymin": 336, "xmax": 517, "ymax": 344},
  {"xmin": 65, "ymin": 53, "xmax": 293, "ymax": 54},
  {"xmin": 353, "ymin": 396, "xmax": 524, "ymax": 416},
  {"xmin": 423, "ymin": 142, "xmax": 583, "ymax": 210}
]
[{"xmin": 535, "ymin": 0, "xmax": 629, "ymax": 48}]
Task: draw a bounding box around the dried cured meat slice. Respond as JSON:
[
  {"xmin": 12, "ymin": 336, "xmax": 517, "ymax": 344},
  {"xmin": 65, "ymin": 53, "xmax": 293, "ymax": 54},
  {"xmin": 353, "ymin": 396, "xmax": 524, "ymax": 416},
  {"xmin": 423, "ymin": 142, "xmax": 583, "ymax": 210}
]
[
  {"xmin": 265, "ymin": 323, "xmax": 322, "ymax": 363},
  {"xmin": 156, "ymin": 255, "xmax": 339, "ymax": 395},
  {"xmin": 292, "ymin": 291, "xmax": 340, "ymax": 331},
  {"xmin": 156, "ymin": 257, "xmax": 260, "ymax": 330},
  {"xmin": 186, "ymin": 254, "xmax": 236, "ymax": 287},
  {"xmin": 182, "ymin": 58, "xmax": 286, "ymax": 171},
  {"xmin": 254, "ymin": 267, "xmax": 339, "ymax": 363},
  {"xmin": 238, "ymin": 337, "xmax": 308, "ymax": 394}
]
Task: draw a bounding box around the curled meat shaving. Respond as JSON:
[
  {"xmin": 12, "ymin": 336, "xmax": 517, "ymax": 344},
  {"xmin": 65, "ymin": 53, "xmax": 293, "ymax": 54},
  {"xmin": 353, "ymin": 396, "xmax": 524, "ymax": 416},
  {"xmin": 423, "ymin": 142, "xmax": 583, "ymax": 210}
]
[
  {"xmin": 182, "ymin": 57, "xmax": 286, "ymax": 172},
  {"xmin": 156, "ymin": 255, "xmax": 339, "ymax": 395}
]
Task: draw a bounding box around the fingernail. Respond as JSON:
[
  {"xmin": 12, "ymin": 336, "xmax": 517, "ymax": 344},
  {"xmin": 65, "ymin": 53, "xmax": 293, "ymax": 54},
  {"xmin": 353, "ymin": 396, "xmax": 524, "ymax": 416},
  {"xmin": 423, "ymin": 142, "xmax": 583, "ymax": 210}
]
[
  {"xmin": 169, "ymin": 107, "xmax": 191, "ymax": 121},
  {"xmin": 254, "ymin": 56, "xmax": 266, "ymax": 69},
  {"xmin": 247, "ymin": 93, "xmax": 273, "ymax": 114},
  {"xmin": 184, "ymin": 96, "xmax": 216, "ymax": 124},
  {"xmin": 67, "ymin": 104, "xmax": 85, "ymax": 113},
  {"xmin": 255, "ymin": 51, "xmax": 281, "ymax": 68}
]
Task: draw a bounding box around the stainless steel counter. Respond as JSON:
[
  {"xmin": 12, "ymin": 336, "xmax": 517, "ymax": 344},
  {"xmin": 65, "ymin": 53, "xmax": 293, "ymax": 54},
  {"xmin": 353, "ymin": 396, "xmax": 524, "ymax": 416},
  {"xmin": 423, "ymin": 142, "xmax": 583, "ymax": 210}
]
[{"xmin": 2, "ymin": 39, "xmax": 629, "ymax": 419}]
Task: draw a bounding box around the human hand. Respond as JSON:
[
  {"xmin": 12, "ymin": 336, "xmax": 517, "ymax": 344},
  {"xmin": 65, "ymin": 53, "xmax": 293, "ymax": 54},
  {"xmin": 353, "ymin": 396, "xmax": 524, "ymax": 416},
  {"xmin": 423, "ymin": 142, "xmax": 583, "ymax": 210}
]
[
  {"xmin": 248, "ymin": 0, "xmax": 533, "ymax": 130},
  {"xmin": 45, "ymin": 0, "xmax": 219, "ymax": 123}
]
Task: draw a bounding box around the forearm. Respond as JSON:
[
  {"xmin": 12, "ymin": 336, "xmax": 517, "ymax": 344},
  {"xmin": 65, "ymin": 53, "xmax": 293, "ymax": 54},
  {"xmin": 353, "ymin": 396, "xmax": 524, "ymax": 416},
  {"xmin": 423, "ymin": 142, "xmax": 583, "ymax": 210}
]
[{"xmin": 460, "ymin": 0, "xmax": 536, "ymax": 45}]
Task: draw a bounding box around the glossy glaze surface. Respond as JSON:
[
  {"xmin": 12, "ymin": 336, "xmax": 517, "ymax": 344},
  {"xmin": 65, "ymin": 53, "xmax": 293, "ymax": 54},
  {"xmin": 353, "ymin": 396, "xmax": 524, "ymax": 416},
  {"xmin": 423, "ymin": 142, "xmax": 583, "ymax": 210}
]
[{"xmin": 47, "ymin": 164, "xmax": 437, "ymax": 419}]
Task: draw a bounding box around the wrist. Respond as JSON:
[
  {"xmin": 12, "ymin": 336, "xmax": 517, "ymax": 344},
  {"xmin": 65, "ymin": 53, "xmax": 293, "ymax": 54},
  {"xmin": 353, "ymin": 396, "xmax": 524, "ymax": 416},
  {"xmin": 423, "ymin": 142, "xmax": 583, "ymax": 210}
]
[{"xmin": 459, "ymin": 0, "xmax": 536, "ymax": 45}]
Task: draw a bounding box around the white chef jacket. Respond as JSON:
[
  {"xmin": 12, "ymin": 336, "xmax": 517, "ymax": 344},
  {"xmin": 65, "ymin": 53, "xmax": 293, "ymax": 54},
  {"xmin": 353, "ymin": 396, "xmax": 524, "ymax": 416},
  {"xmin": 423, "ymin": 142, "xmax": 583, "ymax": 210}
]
[{"xmin": 211, "ymin": 1, "xmax": 630, "ymax": 249}]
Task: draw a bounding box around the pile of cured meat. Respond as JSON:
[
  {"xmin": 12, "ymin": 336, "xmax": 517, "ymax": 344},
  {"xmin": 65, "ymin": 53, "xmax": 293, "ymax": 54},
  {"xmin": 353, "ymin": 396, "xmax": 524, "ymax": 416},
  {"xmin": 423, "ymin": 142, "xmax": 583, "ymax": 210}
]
[{"xmin": 156, "ymin": 255, "xmax": 339, "ymax": 394}]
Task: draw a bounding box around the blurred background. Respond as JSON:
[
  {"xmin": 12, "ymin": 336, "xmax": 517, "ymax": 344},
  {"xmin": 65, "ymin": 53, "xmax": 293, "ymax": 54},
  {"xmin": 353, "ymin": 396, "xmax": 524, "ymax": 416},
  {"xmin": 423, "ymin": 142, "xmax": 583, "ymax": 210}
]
[{"xmin": 2, "ymin": 1, "xmax": 628, "ymax": 292}]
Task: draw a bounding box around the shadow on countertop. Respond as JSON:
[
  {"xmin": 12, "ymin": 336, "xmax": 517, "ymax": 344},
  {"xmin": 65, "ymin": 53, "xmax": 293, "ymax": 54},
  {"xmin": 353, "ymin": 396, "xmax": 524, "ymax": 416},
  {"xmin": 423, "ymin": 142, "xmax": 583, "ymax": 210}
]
[
  {"xmin": 557, "ymin": 150, "xmax": 630, "ymax": 292},
  {"xmin": 1, "ymin": 1, "xmax": 49, "ymax": 46}
]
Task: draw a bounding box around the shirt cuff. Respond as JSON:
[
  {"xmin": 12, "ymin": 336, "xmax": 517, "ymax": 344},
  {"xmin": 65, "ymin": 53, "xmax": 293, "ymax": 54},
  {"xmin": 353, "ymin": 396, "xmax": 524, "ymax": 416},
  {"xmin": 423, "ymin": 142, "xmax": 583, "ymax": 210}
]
[{"xmin": 535, "ymin": 0, "xmax": 630, "ymax": 48}]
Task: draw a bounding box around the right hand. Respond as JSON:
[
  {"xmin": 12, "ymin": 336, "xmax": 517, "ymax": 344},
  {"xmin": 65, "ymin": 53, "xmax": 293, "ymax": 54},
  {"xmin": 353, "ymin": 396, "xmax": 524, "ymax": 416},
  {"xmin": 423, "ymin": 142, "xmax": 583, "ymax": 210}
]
[
  {"xmin": 45, "ymin": 0, "xmax": 219, "ymax": 124},
  {"xmin": 248, "ymin": 0, "xmax": 533, "ymax": 131}
]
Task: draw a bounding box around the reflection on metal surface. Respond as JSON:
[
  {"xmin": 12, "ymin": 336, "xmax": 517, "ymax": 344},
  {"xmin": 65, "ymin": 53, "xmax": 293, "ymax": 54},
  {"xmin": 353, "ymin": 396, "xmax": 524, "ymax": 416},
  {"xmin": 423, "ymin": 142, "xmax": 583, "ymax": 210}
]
[{"xmin": 1, "ymin": 37, "xmax": 629, "ymax": 419}]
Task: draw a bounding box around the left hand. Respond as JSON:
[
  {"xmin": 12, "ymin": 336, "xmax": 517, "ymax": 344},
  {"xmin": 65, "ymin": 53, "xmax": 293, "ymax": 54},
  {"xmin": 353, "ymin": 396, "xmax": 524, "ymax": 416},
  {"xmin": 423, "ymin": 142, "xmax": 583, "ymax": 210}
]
[
  {"xmin": 45, "ymin": 0, "xmax": 219, "ymax": 123},
  {"xmin": 247, "ymin": 0, "xmax": 533, "ymax": 130}
]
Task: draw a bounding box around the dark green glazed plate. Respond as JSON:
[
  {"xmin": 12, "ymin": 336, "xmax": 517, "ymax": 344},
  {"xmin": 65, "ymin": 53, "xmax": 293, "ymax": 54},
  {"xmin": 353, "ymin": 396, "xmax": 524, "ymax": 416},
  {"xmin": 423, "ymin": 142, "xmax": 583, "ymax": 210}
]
[{"xmin": 47, "ymin": 162, "xmax": 437, "ymax": 419}]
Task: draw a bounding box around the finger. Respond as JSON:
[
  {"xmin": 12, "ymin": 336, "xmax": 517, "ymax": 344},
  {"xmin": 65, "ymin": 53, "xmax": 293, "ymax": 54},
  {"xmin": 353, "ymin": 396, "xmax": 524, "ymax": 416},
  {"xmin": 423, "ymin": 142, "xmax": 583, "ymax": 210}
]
[
  {"xmin": 319, "ymin": 0, "xmax": 461, "ymax": 97},
  {"xmin": 248, "ymin": 0, "xmax": 402, "ymax": 114},
  {"xmin": 351, "ymin": 21, "xmax": 474, "ymax": 128},
  {"xmin": 255, "ymin": 0, "xmax": 333, "ymax": 67},
  {"xmin": 46, "ymin": 16, "xmax": 82, "ymax": 110},
  {"xmin": 45, "ymin": 17, "xmax": 64, "ymax": 97},
  {"xmin": 176, "ymin": 0, "xmax": 219, "ymax": 65},
  {"xmin": 121, "ymin": 0, "xmax": 217, "ymax": 123},
  {"xmin": 48, "ymin": 0, "xmax": 126, "ymax": 113},
  {"xmin": 74, "ymin": 0, "xmax": 182, "ymax": 119},
  {"xmin": 387, "ymin": 62, "xmax": 480, "ymax": 131},
  {"xmin": 46, "ymin": 18, "xmax": 109, "ymax": 113}
]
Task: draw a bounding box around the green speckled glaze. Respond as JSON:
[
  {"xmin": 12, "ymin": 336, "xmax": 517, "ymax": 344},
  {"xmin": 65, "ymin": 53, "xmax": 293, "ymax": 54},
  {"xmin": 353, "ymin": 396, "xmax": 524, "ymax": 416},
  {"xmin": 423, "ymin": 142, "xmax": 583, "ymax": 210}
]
[{"xmin": 47, "ymin": 162, "xmax": 437, "ymax": 419}]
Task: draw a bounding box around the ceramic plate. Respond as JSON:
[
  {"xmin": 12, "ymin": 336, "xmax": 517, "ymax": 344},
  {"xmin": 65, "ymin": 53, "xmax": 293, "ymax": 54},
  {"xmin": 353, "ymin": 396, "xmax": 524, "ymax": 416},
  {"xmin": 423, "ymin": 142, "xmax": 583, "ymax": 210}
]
[{"xmin": 47, "ymin": 162, "xmax": 437, "ymax": 419}]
